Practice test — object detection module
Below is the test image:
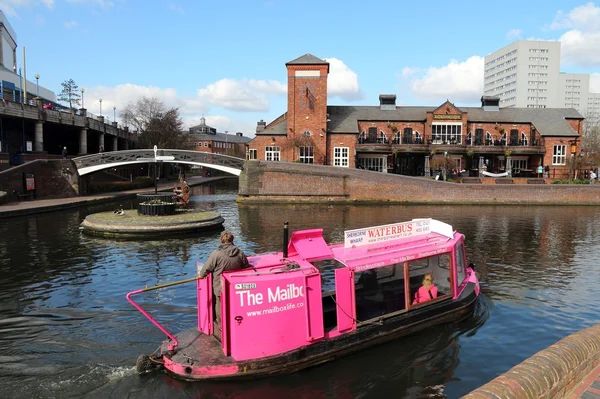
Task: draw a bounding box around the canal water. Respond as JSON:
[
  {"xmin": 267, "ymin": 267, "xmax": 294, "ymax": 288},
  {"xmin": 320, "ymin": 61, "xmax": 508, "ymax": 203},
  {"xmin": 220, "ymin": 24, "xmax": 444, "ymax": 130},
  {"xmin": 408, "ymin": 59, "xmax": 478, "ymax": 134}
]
[{"xmin": 1, "ymin": 179, "xmax": 600, "ymax": 398}]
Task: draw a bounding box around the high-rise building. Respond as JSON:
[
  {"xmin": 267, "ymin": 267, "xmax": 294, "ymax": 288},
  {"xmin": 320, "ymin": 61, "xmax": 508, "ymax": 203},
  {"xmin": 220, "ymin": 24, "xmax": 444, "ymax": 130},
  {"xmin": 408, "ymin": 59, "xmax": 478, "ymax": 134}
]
[{"xmin": 484, "ymin": 40, "xmax": 598, "ymax": 123}]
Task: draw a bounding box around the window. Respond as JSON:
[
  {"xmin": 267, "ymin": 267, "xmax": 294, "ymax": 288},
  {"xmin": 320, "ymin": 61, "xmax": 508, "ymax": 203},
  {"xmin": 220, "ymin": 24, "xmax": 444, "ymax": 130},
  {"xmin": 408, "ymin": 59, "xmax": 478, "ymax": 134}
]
[
  {"xmin": 333, "ymin": 147, "xmax": 349, "ymax": 167},
  {"xmin": 392, "ymin": 131, "xmax": 401, "ymax": 144},
  {"xmin": 521, "ymin": 132, "xmax": 528, "ymax": 146},
  {"xmin": 552, "ymin": 145, "xmax": 566, "ymax": 165},
  {"xmin": 303, "ymin": 130, "xmax": 311, "ymax": 137},
  {"xmin": 486, "ymin": 131, "xmax": 494, "ymax": 146},
  {"xmin": 298, "ymin": 146, "xmax": 314, "ymax": 164},
  {"xmin": 358, "ymin": 131, "xmax": 367, "ymax": 144},
  {"xmin": 265, "ymin": 146, "xmax": 280, "ymax": 161},
  {"xmin": 408, "ymin": 253, "xmax": 452, "ymax": 307},
  {"xmin": 432, "ymin": 124, "xmax": 462, "ymax": 144},
  {"xmin": 378, "ymin": 131, "xmax": 388, "ymax": 144},
  {"xmin": 354, "ymin": 263, "xmax": 405, "ymax": 321},
  {"xmin": 248, "ymin": 149, "xmax": 257, "ymax": 160},
  {"xmin": 455, "ymin": 243, "xmax": 466, "ymax": 286}
]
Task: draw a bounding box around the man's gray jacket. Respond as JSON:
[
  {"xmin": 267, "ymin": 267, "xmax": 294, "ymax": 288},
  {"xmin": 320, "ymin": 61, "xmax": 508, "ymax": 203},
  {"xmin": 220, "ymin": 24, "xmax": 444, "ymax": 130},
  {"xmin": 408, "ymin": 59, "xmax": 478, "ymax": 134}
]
[{"xmin": 199, "ymin": 243, "xmax": 249, "ymax": 295}]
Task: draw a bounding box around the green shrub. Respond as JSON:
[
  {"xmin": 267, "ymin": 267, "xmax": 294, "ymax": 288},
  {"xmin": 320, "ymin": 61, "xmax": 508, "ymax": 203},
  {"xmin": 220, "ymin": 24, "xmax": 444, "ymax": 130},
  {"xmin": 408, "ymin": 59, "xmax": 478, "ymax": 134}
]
[{"xmin": 552, "ymin": 179, "xmax": 589, "ymax": 184}]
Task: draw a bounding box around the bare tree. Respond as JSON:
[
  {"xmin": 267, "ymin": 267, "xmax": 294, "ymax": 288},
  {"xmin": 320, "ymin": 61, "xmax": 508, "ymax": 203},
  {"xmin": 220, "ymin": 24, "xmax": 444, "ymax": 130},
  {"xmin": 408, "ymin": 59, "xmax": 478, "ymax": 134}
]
[
  {"xmin": 120, "ymin": 97, "xmax": 165, "ymax": 133},
  {"xmin": 137, "ymin": 107, "xmax": 190, "ymax": 150}
]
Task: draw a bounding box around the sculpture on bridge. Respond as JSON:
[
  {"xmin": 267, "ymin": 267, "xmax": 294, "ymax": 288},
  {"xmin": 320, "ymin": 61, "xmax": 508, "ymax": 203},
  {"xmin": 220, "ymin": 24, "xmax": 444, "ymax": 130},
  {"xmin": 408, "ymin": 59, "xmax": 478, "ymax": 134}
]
[{"xmin": 173, "ymin": 175, "xmax": 190, "ymax": 208}]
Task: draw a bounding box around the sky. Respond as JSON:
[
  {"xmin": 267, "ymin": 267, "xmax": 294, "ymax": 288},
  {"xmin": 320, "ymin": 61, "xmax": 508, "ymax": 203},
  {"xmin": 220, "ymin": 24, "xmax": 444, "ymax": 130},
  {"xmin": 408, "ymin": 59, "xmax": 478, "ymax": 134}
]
[{"xmin": 1, "ymin": 0, "xmax": 599, "ymax": 137}]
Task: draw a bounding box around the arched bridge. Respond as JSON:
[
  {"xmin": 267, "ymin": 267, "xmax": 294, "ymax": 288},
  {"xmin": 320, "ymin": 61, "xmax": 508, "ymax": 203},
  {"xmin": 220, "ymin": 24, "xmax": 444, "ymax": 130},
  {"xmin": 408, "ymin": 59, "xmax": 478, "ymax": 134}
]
[{"xmin": 72, "ymin": 149, "xmax": 245, "ymax": 176}]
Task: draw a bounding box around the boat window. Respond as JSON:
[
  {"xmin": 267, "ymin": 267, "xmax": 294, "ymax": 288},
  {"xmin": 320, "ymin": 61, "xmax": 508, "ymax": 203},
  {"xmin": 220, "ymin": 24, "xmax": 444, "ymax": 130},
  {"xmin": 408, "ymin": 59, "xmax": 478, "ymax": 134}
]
[
  {"xmin": 312, "ymin": 258, "xmax": 345, "ymax": 331},
  {"xmin": 455, "ymin": 242, "xmax": 466, "ymax": 285},
  {"xmin": 355, "ymin": 263, "xmax": 405, "ymax": 322},
  {"xmin": 408, "ymin": 253, "xmax": 452, "ymax": 306}
]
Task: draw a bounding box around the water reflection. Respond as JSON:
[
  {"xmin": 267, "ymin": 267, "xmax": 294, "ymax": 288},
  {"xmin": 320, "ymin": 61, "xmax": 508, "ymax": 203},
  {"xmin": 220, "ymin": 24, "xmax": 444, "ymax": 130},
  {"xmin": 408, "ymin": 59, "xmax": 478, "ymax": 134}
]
[{"xmin": 2, "ymin": 182, "xmax": 600, "ymax": 398}]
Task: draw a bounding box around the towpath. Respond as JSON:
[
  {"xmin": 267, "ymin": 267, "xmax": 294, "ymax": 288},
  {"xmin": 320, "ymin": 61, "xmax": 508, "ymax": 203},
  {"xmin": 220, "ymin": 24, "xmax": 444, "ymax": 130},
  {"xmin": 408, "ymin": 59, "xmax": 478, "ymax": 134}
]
[{"xmin": 0, "ymin": 176, "xmax": 226, "ymax": 219}]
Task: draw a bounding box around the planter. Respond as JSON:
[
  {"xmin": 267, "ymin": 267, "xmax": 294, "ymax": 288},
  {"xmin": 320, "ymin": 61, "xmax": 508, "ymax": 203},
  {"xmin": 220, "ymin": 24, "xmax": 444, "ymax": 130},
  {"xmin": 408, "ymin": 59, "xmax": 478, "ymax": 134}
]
[
  {"xmin": 137, "ymin": 193, "xmax": 177, "ymax": 216},
  {"xmin": 138, "ymin": 203, "xmax": 177, "ymax": 216}
]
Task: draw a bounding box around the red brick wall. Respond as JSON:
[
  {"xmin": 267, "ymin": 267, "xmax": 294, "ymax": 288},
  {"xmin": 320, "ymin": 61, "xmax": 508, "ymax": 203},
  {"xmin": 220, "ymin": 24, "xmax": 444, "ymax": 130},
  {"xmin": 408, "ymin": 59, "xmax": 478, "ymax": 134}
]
[
  {"xmin": 286, "ymin": 64, "xmax": 329, "ymax": 164},
  {"xmin": 239, "ymin": 161, "xmax": 600, "ymax": 204},
  {"xmin": 543, "ymin": 137, "xmax": 575, "ymax": 179},
  {"xmin": 0, "ymin": 160, "xmax": 78, "ymax": 203},
  {"xmin": 327, "ymin": 134, "xmax": 357, "ymax": 167}
]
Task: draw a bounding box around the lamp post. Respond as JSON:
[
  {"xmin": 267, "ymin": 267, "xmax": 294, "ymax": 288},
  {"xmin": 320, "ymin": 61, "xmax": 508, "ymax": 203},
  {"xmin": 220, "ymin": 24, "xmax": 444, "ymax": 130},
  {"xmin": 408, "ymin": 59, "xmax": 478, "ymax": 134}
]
[
  {"xmin": 99, "ymin": 98, "xmax": 103, "ymax": 116},
  {"xmin": 442, "ymin": 151, "xmax": 448, "ymax": 181},
  {"xmin": 34, "ymin": 73, "xmax": 39, "ymax": 97},
  {"xmin": 80, "ymin": 88, "xmax": 85, "ymax": 109},
  {"xmin": 113, "ymin": 106, "xmax": 116, "ymax": 122},
  {"xmin": 568, "ymin": 139, "xmax": 578, "ymax": 183}
]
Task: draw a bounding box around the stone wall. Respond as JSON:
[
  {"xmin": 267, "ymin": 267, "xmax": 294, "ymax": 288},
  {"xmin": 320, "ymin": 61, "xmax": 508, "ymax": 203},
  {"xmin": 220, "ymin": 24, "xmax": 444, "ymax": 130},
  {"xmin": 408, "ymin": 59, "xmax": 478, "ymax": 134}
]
[
  {"xmin": 0, "ymin": 159, "xmax": 79, "ymax": 202},
  {"xmin": 238, "ymin": 160, "xmax": 600, "ymax": 205},
  {"xmin": 463, "ymin": 323, "xmax": 600, "ymax": 398}
]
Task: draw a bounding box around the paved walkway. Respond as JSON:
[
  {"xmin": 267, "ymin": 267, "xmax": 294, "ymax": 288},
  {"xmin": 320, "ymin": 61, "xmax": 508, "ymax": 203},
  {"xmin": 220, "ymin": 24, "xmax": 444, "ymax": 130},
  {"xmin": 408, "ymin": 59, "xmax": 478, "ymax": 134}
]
[
  {"xmin": 568, "ymin": 364, "xmax": 600, "ymax": 398},
  {"xmin": 0, "ymin": 176, "xmax": 226, "ymax": 218}
]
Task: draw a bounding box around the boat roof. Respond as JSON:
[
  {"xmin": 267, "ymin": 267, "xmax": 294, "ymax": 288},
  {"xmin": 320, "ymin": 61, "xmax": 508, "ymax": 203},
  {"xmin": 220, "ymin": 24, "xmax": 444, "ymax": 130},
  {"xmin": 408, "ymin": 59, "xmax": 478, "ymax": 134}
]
[{"xmin": 246, "ymin": 219, "xmax": 460, "ymax": 273}]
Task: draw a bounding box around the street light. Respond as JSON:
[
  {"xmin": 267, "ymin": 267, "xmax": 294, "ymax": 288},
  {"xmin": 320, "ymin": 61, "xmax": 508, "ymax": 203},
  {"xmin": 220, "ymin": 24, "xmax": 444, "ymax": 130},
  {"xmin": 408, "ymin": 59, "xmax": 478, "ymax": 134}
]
[
  {"xmin": 80, "ymin": 88, "xmax": 85, "ymax": 109},
  {"xmin": 568, "ymin": 139, "xmax": 578, "ymax": 183},
  {"xmin": 99, "ymin": 98, "xmax": 103, "ymax": 116},
  {"xmin": 113, "ymin": 106, "xmax": 116, "ymax": 122},
  {"xmin": 34, "ymin": 73, "xmax": 39, "ymax": 97}
]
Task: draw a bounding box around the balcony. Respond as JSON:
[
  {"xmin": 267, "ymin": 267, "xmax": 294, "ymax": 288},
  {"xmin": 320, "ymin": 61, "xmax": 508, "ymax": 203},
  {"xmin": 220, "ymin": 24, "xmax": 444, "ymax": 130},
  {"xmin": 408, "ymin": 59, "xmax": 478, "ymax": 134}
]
[{"xmin": 356, "ymin": 135, "xmax": 545, "ymax": 154}]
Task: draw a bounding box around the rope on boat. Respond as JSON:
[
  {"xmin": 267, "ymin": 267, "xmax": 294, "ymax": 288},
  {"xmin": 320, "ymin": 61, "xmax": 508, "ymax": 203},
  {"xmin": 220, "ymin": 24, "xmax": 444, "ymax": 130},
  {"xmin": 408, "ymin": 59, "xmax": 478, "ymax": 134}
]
[{"xmin": 328, "ymin": 294, "xmax": 383, "ymax": 327}]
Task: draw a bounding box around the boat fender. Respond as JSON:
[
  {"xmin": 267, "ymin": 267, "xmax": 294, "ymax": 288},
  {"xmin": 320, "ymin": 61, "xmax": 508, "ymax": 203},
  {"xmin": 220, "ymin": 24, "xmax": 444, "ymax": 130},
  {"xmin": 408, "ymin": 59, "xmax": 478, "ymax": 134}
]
[{"xmin": 135, "ymin": 353, "xmax": 163, "ymax": 375}]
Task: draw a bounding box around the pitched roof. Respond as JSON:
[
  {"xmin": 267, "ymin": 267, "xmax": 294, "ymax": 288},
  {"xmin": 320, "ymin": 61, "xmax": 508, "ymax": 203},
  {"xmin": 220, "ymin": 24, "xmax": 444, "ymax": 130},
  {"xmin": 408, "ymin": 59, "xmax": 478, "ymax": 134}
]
[
  {"xmin": 285, "ymin": 53, "xmax": 328, "ymax": 66},
  {"xmin": 188, "ymin": 132, "xmax": 252, "ymax": 144},
  {"xmin": 326, "ymin": 105, "xmax": 583, "ymax": 137}
]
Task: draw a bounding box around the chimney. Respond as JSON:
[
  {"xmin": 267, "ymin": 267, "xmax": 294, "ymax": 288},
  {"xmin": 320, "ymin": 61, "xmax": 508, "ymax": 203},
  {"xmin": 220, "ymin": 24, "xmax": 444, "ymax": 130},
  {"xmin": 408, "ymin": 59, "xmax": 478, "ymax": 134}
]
[
  {"xmin": 481, "ymin": 96, "xmax": 500, "ymax": 111},
  {"xmin": 256, "ymin": 119, "xmax": 266, "ymax": 133},
  {"xmin": 379, "ymin": 94, "xmax": 397, "ymax": 110}
]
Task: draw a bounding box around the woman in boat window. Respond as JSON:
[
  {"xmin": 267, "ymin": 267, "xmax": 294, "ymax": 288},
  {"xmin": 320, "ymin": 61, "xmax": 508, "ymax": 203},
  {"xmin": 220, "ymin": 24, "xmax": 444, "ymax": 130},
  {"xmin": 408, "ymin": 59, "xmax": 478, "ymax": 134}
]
[{"xmin": 412, "ymin": 273, "xmax": 438, "ymax": 305}]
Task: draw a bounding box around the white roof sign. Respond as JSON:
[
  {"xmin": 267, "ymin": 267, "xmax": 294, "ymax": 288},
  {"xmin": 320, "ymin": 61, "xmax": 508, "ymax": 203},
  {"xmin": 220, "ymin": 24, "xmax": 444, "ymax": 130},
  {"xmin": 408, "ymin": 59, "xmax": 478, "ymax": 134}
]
[{"xmin": 343, "ymin": 218, "xmax": 453, "ymax": 248}]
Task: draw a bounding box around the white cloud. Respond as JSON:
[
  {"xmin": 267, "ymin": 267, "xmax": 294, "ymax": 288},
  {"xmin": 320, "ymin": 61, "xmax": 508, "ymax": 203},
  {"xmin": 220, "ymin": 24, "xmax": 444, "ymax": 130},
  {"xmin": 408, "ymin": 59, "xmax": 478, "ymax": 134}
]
[
  {"xmin": 506, "ymin": 28, "xmax": 523, "ymax": 40},
  {"xmin": 0, "ymin": 0, "xmax": 54, "ymax": 16},
  {"xmin": 64, "ymin": 20, "xmax": 78, "ymax": 28},
  {"xmin": 197, "ymin": 78, "xmax": 286, "ymax": 112},
  {"xmin": 590, "ymin": 73, "xmax": 600, "ymax": 92},
  {"xmin": 550, "ymin": 2, "xmax": 600, "ymax": 31},
  {"xmin": 66, "ymin": 0, "xmax": 113, "ymax": 7},
  {"xmin": 168, "ymin": 3, "xmax": 184, "ymax": 13},
  {"xmin": 324, "ymin": 57, "xmax": 363, "ymax": 101},
  {"xmin": 549, "ymin": 2, "xmax": 600, "ymax": 67},
  {"xmin": 81, "ymin": 83, "xmax": 208, "ymax": 125},
  {"xmin": 401, "ymin": 56, "xmax": 484, "ymax": 104}
]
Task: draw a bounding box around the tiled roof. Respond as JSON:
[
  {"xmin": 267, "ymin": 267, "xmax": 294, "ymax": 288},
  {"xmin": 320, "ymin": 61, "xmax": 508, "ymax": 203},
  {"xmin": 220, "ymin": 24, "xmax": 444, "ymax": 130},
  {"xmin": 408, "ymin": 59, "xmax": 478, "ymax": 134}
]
[
  {"xmin": 258, "ymin": 119, "xmax": 288, "ymax": 136},
  {"xmin": 326, "ymin": 105, "xmax": 583, "ymax": 137},
  {"xmin": 285, "ymin": 54, "xmax": 328, "ymax": 66},
  {"xmin": 188, "ymin": 132, "xmax": 251, "ymax": 144}
]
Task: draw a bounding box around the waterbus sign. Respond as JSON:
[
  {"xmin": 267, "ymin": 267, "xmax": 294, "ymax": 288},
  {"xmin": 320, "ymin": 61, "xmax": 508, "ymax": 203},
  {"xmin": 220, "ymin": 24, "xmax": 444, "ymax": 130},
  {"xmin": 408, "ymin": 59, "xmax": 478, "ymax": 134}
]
[{"xmin": 344, "ymin": 219, "xmax": 452, "ymax": 248}]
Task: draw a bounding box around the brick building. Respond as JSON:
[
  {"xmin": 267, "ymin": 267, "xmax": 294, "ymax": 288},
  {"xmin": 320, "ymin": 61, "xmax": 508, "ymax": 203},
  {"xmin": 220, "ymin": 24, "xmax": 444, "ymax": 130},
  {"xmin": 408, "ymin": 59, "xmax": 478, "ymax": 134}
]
[
  {"xmin": 249, "ymin": 54, "xmax": 584, "ymax": 178},
  {"xmin": 188, "ymin": 117, "xmax": 251, "ymax": 159}
]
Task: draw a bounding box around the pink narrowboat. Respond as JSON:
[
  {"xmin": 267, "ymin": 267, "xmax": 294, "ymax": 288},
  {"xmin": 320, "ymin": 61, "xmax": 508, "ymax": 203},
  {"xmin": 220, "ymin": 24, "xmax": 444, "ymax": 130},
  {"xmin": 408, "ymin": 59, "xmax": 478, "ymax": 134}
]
[{"xmin": 127, "ymin": 218, "xmax": 480, "ymax": 380}]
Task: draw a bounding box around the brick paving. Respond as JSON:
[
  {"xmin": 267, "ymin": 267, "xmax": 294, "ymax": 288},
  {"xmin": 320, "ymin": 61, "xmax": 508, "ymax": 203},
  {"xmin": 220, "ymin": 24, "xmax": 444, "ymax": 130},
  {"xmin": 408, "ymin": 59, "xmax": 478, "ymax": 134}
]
[
  {"xmin": 567, "ymin": 364, "xmax": 600, "ymax": 398},
  {"xmin": 0, "ymin": 176, "xmax": 223, "ymax": 218}
]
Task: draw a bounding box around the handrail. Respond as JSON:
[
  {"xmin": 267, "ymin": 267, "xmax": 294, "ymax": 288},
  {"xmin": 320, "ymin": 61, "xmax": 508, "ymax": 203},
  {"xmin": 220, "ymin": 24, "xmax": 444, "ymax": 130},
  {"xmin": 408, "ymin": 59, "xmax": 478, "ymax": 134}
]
[{"xmin": 126, "ymin": 276, "xmax": 200, "ymax": 351}]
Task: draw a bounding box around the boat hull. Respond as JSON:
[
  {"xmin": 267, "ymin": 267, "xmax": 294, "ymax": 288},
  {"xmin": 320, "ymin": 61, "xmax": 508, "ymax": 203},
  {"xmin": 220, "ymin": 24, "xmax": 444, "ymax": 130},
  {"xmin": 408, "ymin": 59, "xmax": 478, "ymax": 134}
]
[{"xmin": 161, "ymin": 282, "xmax": 479, "ymax": 381}]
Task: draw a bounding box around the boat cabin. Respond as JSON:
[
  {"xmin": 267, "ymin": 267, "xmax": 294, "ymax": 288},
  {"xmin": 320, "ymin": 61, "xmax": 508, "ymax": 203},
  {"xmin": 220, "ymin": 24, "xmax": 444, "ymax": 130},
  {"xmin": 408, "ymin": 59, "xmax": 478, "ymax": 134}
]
[{"xmin": 196, "ymin": 219, "xmax": 478, "ymax": 362}]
